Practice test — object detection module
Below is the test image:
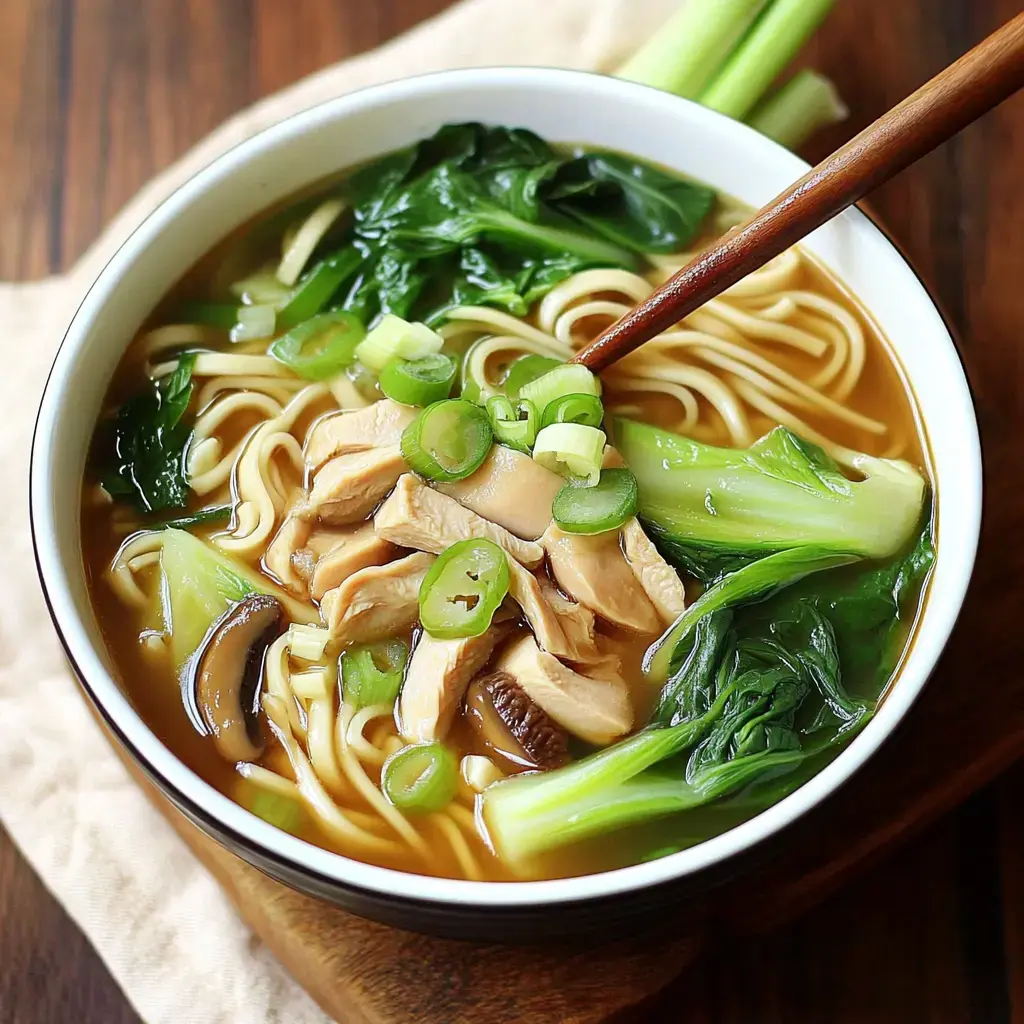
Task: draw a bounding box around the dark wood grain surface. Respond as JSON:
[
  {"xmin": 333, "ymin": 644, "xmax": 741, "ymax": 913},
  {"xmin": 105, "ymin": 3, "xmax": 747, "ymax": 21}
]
[{"xmin": 2, "ymin": 1, "xmax": 1021, "ymax": 1022}]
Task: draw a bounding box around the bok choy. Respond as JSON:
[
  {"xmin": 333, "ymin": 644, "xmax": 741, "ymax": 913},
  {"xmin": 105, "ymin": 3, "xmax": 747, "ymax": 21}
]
[
  {"xmin": 616, "ymin": 418, "xmax": 927, "ymax": 583},
  {"xmin": 482, "ymin": 522, "xmax": 933, "ymax": 873}
]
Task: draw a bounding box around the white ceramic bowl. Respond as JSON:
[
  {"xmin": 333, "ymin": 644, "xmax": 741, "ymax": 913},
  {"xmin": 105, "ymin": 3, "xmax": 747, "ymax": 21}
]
[{"xmin": 31, "ymin": 68, "xmax": 981, "ymax": 937}]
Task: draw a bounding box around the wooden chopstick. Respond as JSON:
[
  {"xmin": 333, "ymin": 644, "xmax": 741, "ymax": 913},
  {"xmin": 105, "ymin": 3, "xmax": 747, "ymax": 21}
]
[{"xmin": 573, "ymin": 11, "xmax": 1024, "ymax": 373}]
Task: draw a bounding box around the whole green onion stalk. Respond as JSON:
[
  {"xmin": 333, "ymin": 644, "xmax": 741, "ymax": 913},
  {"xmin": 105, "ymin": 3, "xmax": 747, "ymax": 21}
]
[
  {"xmin": 698, "ymin": 0, "xmax": 837, "ymax": 120},
  {"xmin": 747, "ymin": 68, "xmax": 848, "ymax": 149},
  {"xmin": 616, "ymin": 0, "xmax": 771, "ymax": 98},
  {"xmin": 616, "ymin": 0, "xmax": 845, "ymax": 150}
]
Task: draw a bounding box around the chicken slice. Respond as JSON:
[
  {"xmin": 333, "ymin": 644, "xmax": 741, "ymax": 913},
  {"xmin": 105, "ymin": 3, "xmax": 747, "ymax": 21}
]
[
  {"xmin": 320, "ymin": 551, "xmax": 434, "ymax": 642},
  {"xmin": 506, "ymin": 559, "xmax": 599, "ymax": 663},
  {"xmin": 308, "ymin": 522, "xmax": 398, "ymax": 601},
  {"xmin": 436, "ymin": 444, "xmax": 561, "ymax": 540},
  {"xmin": 497, "ymin": 633, "xmax": 633, "ymax": 746},
  {"xmin": 399, "ymin": 625, "xmax": 509, "ymax": 743},
  {"xmin": 305, "ymin": 399, "xmax": 416, "ymax": 470},
  {"xmin": 541, "ymin": 525, "xmax": 662, "ymax": 635},
  {"xmin": 620, "ymin": 518, "xmax": 686, "ymax": 625},
  {"xmin": 536, "ymin": 576, "xmax": 602, "ymax": 664},
  {"xmin": 298, "ymin": 446, "xmax": 406, "ymax": 526},
  {"xmin": 374, "ymin": 473, "xmax": 544, "ymax": 569}
]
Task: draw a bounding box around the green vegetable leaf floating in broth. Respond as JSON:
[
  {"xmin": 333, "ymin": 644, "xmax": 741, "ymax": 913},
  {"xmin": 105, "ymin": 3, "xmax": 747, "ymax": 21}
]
[
  {"xmin": 543, "ymin": 151, "xmax": 717, "ymax": 253},
  {"xmin": 295, "ymin": 124, "xmax": 726, "ymax": 329},
  {"xmin": 106, "ymin": 353, "xmax": 196, "ymax": 513},
  {"xmin": 617, "ymin": 418, "xmax": 928, "ymax": 583}
]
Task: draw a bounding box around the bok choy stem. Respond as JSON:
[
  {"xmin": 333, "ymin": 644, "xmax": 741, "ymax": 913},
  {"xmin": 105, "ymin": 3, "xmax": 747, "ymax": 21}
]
[
  {"xmin": 748, "ymin": 69, "xmax": 848, "ymax": 149},
  {"xmin": 615, "ymin": 0, "xmax": 771, "ymax": 98},
  {"xmin": 698, "ymin": 0, "xmax": 836, "ymax": 120}
]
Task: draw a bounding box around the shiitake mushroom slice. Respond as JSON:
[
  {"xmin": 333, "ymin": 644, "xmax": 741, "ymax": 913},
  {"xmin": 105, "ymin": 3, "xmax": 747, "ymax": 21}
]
[
  {"xmin": 189, "ymin": 594, "xmax": 285, "ymax": 762},
  {"xmin": 464, "ymin": 670, "xmax": 569, "ymax": 771}
]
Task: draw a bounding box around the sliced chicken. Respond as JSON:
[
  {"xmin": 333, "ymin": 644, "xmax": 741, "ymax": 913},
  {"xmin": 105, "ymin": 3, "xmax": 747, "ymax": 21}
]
[
  {"xmin": 541, "ymin": 525, "xmax": 662, "ymax": 635},
  {"xmin": 436, "ymin": 444, "xmax": 561, "ymax": 540},
  {"xmin": 305, "ymin": 399, "xmax": 416, "ymax": 470},
  {"xmin": 506, "ymin": 559, "xmax": 599, "ymax": 663},
  {"xmin": 399, "ymin": 625, "xmax": 509, "ymax": 743},
  {"xmin": 537, "ymin": 576, "xmax": 601, "ymax": 664},
  {"xmin": 620, "ymin": 518, "xmax": 686, "ymax": 625},
  {"xmin": 374, "ymin": 473, "xmax": 543, "ymax": 569},
  {"xmin": 497, "ymin": 633, "xmax": 633, "ymax": 746},
  {"xmin": 266, "ymin": 512, "xmax": 379, "ymax": 599},
  {"xmin": 308, "ymin": 522, "xmax": 398, "ymax": 601},
  {"xmin": 298, "ymin": 446, "xmax": 406, "ymax": 526},
  {"xmin": 320, "ymin": 551, "xmax": 434, "ymax": 642}
]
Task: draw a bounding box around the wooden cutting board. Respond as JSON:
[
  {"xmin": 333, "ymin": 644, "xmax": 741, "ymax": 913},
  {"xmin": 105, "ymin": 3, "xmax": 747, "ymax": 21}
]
[{"xmin": 114, "ymin": 567, "xmax": 1024, "ymax": 1024}]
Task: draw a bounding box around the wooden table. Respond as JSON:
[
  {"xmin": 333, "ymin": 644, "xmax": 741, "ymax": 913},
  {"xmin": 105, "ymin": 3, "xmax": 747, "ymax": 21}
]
[{"xmin": 2, "ymin": 2, "xmax": 1021, "ymax": 1021}]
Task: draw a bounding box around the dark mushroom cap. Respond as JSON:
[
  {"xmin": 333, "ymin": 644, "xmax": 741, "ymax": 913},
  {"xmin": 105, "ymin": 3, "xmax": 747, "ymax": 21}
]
[
  {"xmin": 464, "ymin": 671, "xmax": 569, "ymax": 770},
  {"xmin": 192, "ymin": 593, "xmax": 285, "ymax": 763}
]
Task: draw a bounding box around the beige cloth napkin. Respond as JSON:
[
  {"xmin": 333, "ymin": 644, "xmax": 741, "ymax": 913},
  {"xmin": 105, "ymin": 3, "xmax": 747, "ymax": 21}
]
[{"xmin": 0, "ymin": 1, "xmax": 680, "ymax": 1021}]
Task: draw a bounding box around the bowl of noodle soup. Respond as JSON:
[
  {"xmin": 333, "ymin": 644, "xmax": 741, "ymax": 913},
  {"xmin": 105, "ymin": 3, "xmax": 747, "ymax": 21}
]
[{"xmin": 31, "ymin": 68, "xmax": 981, "ymax": 937}]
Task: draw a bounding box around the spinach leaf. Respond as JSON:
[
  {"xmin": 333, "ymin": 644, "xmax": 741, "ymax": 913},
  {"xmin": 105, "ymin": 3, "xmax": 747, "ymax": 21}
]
[
  {"xmin": 105, "ymin": 353, "xmax": 196, "ymax": 513},
  {"xmin": 313, "ymin": 123, "xmax": 719, "ymax": 325},
  {"xmin": 543, "ymin": 151, "xmax": 716, "ymax": 253}
]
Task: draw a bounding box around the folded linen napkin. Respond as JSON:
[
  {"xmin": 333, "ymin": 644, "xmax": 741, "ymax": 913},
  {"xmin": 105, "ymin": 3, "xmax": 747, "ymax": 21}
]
[{"xmin": 0, "ymin": 1, "xmax": 679, "ymax": 1021}]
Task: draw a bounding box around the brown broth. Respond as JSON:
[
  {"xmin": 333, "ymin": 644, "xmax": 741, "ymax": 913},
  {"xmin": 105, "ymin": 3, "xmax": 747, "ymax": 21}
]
[{"xmin": 80, "ymin": 161, "xmax": 932, "ymax": 882}]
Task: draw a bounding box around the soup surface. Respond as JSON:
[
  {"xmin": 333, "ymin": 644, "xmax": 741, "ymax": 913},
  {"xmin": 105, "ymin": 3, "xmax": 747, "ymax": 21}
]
[{"xmin": 82, "ymin": 124, "xmax": 933, "ymax": 881}]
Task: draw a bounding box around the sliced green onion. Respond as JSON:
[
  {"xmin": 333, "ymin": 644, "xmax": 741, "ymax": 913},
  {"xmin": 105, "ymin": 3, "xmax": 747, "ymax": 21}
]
[
  {"xmin": 533, "ymin": 423, "xmax": 606, "ymax": 486},
  {"xmin": 277, "ymin": 248, "xmax": 362, "ymax": 329},
  {"xmin": 503, "ymin": 354, "xmax": 562, "ymax": 399},
  {"xmin": 418, "ymin": 538, "xmax": 510, "ymax": 639},
  {"xmin": 355, "ymin": 314, "xmax": 443, "ymax": 372},
  {"xmin": 486, "ymin": 395, "xmax": 538, "ymax": 453},
  {"xmin": 249, "ymin": 790, "xmax": 303, "ymax": 833},
  {"xmin": 341, "ymin": 638, "xmax": 409, "ymax": 710},
  {"xmin": 551, "ymin": 468, "xmax": 638, "ymax": 535},
  {"xmin": 174, "ymin": 301, "xmax": 238, "ymax": 330},
  {"xmin": 401, "ymin": 399, "xmax": 493, "ymax": 482},
  {"xmin": 230, "ymin": 303, "xmax": 276, "ymax": 342},
  {"xmin": 519, "ymin": 364, "xmax": 601, "ymax": 422},
  {"xmin": 380, "ymin": 353, "xmax": 457, "ymax": 407},
  {"xmin": 277, "ymin": 197, "xmax": 347, "ymax": 287},
  {"xmin": 541, "ymin": 393, "xmax": 604, "ymax": 430},
  {"xmin": 382, "ymin": 742, "xmax": 458, "ymax": 813},
  {"xmin": 269, "ymin": 311, "xmax": 365, "ymax": 381}
]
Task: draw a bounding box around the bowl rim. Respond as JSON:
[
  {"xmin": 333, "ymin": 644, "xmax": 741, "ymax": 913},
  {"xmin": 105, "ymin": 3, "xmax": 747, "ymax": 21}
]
[{"xmin": 30, "ymin": 66, "xmax": 982, "ymax": 909}]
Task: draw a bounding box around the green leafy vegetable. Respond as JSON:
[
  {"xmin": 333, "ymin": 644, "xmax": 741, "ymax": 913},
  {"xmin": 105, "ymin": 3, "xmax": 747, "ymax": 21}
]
[
  {"xmin": 258, "ymin": 124, "xmax": 719, "ymax": 327},
  {"xmin": 482, "ymin": 520, "xmax": 933, "ymax": 874},
  {"xmin": 106, "ymin": 354, "xmax": 196, "ymax": 513},
  {"xmin": 646, "ymin": 546, "xmax": 861, "ymax": 684},
  {"xmin": 543, "ymin": 152, "xmax": 717, "ymax": 253},
  {"xmin": 159, "ymin": 529, "xmax": 311, "ymax": 667},
  {"xmin": 616, "ymin": 418, "xmax": 927, "ymax": 582}
]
